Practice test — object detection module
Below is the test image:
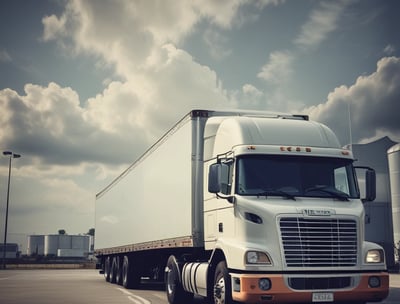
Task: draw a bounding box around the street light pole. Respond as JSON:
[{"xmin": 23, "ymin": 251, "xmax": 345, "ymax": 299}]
[{"xmin": 2, "ymin": 151, "xmax": 21, "ymax": 270}]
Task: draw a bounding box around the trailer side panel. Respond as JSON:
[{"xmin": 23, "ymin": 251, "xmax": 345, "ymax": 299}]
[{"xmin": 95, "ymin": 117, "xmax": 193, "ymax": 252}]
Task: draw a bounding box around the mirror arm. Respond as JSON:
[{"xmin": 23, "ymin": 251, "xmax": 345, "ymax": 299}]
[
  {"xmin": 354, "ymin": 165, "xmax": 374, "ymax": 171},
  {"xmin": 215, "ymin": 193, "xmax": 235, "ymax": 204}
]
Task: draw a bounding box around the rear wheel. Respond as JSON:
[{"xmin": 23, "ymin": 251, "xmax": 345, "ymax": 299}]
[
  {"xmin": 165, "ymin": 255, "xmax": 193, "ymax": 304},
  {"xmin": 109, "ymin": 256, "xmax": 117, "ymax": 284},
  {"xmin": 115, "ymin": 256, "xmax": 123, "ymax": 285},
  {"xmin": 104, "ymin": 256, "xmax": 111, "ymax": 282},
  {"xmin": 122, "ymin": 255, "xmax": 141, "ymax": 289}
]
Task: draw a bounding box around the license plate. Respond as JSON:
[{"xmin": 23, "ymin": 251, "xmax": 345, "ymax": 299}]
[{"xmin": 312, "ymin": 292, "xmax": 334, "ymax": 302}]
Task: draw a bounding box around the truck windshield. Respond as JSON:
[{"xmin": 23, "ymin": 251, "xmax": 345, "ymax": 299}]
[{"xmin": 236, "ymin": 155, "xmax": 359, "ymax": 200}]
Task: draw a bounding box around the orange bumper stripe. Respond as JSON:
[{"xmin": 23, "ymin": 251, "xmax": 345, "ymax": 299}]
[{"xmin": 231, "ymin": 272, "xmax": 389, "ymax": 304}]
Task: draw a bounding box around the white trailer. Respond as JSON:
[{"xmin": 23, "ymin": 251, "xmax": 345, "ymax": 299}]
[{"xmin": 95, "ymin": 109, "xmax": 389, "ymax": 304}]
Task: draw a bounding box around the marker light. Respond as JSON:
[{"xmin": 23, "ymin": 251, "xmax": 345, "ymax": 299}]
[{"xmin": 280, "ymin": 146, "xmax": 312, "ymax": 152}]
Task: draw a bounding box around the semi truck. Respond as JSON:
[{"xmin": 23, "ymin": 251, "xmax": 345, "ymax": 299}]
[{"xmin": 95, "ymin": 109, "xmax": 389, "ymax": 304}]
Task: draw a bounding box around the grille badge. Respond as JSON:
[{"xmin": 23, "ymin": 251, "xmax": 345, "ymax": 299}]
[{"xmin": 302, "ymin": 209, "xmax": 334, "ymax": 216}]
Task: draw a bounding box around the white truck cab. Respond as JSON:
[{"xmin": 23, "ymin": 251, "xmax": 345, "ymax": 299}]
[{"xmin": 202, "ymin": 114, "xmax": 388, "ymax": 303}]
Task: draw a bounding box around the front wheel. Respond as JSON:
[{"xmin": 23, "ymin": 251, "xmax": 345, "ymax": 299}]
[
  {"xmin": 213, "ymin": 261, "xmax": 234, "ymax": 304},
  {"xmin": 165, "ymin": 255, "xmax": 193, "ymax": 304}
]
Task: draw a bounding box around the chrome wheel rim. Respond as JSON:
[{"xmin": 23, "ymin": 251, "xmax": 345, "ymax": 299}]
[{"xmin": 214, "ymin": 276, "xmax": 225, "ymax": 304}]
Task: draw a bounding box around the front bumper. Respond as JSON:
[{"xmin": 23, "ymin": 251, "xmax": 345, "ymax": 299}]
[{"xmin": 231, "ymin": 272, "xmax": 389, "ymax": 303}]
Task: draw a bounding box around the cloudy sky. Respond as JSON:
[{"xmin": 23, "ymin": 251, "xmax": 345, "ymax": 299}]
[{"xmin": 1, "ymin": 0, "xmax": 400, "ymax": 251}]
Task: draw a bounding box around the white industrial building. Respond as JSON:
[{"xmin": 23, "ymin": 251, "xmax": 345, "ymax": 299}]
[
  {"xmin": 0, "ymin": 243, "xmax": 19, "ymax": 259},
  {"xmin": 27, "ymin": 234, "xmax": 91, "ymax": 258}
]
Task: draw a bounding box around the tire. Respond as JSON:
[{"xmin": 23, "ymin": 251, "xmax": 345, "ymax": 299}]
[
  {"xmin": 104, "ymin": 256, "xmax": 111, "ymax": 282},
  {"xmin": 122, "ymin": 255, "xmax": 141, "ymax": 289},
  {"xmin": 165, "ymin": 255, "xmax": 193, "ymax": 304},
  {"xmin": 109, "ymin": 256, "xmax": 117, "ymax": 284},
  {"xmin": 115, "ymin": 256, "xmax": 123, "ymax": 285},
  {"xmin": 122, "ymin": 255, "xmax": 131, "ymax": 288},
  {"xmin": 213, "ymin": 261, "xmax": 234, "ymax": 304}
]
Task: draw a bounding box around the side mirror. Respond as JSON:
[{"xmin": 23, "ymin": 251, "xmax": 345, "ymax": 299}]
[
  {"xmin": 355, "ymin": 166, "xmax": 376, "ymax": 202},
  {"xmin": 208, "ymin": 163, "xmax": 221, "ymax": 193},
  {"xmin": 365, "ymin": 169, "xmax": 376, "ymax": 202}
]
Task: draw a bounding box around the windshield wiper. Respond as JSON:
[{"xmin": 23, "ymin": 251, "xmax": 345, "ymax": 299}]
[
  {"xmin": 305, "ymin": 185, "xmax": 349, "ymax": 201},
  {"xmin": 256, "ymin": 189, "xmax": 296, "ymax": 201}
]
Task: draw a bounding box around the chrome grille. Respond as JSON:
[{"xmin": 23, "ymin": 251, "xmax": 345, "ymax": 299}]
[{"xmin": 280, "ymin": 217, "xmax": 357, "ymax": 267}]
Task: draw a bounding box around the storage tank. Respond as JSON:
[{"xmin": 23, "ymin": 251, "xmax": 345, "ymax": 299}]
[
  {"xmin": 27, "ymin": 235, "xmax": 45, "ymax": 256},
  {"xmin": 388, "ymin": 143, "xmax": 400, "ymax": 252},
  {"xmin": 44, "ymin": 235, "xmax": 61, "ymax": 256},
  {"xmin": 58, "ymin": 235, "xmax": 71, "ymax": 250},
  {"xmin": 71, "ymin": 235, "xmax": 90, "ymax": 251}
]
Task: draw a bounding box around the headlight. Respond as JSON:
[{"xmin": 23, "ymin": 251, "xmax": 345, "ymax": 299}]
[
  {"xmin": 245, "ymin": 251, "xmax": 272, "ymax": 265},
  {"xmin": 365, "ymin": 249, "xmax": 384, "ymax": 263}
]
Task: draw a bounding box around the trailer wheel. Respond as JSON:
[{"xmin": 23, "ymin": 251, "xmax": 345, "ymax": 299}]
[
  {"xmin": 104, "ymin": 257, "xmax": 111, "ymax": 282},
  {"xmin": 122, "ymin": 255, "xmax": 140, "ymax": 289},
  {"xmin": 165, "ymin": 255, "xmax": 192, "ymax": 304},
  {"xmin": 213, "ymin": 261, "xmax": 234, "ymax": 304},
  {"xmin": 115, "ymin": 256, "xmax": 123, "ymax": 285},
  {"xmin": 109, "ymin": 257, "xmax": 117, "ymax": 284}
]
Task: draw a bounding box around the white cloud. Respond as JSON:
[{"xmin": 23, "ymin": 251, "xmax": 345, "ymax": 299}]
[
  {"xmin": 41, "ymin": 1, "xmax": 234, "ymax": 75},
  {"xmin": 100, "ymin": 215, "xmax": 119, "ymax": 225},
  {"xmin": 242, "ymin": 84, "xmax": 263, "ymax": 97},
  {"xmin": 0, "ymin": 83, "xmax": 145, "ymax": 166},
  {"xmin": 203, "ymin": 28, "xmax": 232, "ymax": 60},
  {"xmin": 0, "ymin": 49, "xmax": 12, "ymax": 62},
  {"xmin": 257, "ymin": 50, "xmax": 294, "ymax": 85},
  {"xmin": 41, "ymin": 1, "xmax": 286, "ymax": 78},
  {"xmin": 306, "ymin": 56, "xmax": 400, "ymax": 145},
  {"xmin": 294, "ymin": 0, "xmax": 350, "ymax": 49},
  {"xmin": 384, "ymin": 44, "xmax": 396, "ymax": 55},
  {"xmin": 230, "ymin": 84, "xmax": 264, "ymax": 109},
  {"xmin": 42, "ymin": 14, "xmax": 68, "ymax": 41}
]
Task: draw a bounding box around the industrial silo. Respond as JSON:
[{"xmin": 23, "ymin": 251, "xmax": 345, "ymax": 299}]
[
  {"xmin": 71, "ymin": 235, "xmax": 90, "ymax": 251},
  {"xmin": 27, "ymin": 235, "xmax": 45, "ymax": 256},
  {"xmin": 388, "ymin": 143, "xmax": 400, "ymax": 255},
  {"xmin": 58, "ymin": 234, "xmax": 71, "ymax": 249},
  {"xmin": 57, "ymin": 235, "xmax": 90, "ymax": 258},
  {"xmin": 44, "ymin": 235, "xmax": 60, "ymax": 256}
]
